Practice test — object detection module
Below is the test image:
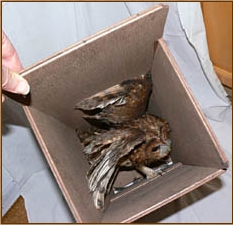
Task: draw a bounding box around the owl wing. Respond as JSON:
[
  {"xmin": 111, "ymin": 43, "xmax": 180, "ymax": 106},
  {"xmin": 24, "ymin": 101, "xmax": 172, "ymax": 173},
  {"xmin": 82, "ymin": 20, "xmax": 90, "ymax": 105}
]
[
  {"xmin": 75, "ymin": 84, "xmax": 127, "ymax": 111},
  {"xmin": 85, "ymin": 128, "xmax": 146, "ymax": 210},
  {"xmin": 75, "ymin": 73, "xmax": 152, "ymax": 125},
  {"xmin": 76, "ymin": 127, "xmax": 105, "ymax": 147}
]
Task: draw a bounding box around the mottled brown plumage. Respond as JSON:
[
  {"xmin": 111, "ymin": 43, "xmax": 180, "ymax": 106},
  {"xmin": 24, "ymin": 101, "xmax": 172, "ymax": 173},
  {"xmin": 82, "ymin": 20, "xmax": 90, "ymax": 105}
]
[
  {"xmin": 75, "ymin": 72, "xmax": 172, "ymax": 210},
  {"xmin": 77, "ymin": 114, "xmax": 171, "ymax": 210},
  {"xmin": 75, "ymin": 72, "xmax": 152, "ymax": 125}
]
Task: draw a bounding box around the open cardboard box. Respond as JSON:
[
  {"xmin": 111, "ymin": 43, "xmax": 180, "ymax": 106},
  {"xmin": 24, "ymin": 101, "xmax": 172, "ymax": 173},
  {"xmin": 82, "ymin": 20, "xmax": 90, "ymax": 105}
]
[{"xmin": 13, "ymin": 5, "xmax": 228, "ymax": 222}]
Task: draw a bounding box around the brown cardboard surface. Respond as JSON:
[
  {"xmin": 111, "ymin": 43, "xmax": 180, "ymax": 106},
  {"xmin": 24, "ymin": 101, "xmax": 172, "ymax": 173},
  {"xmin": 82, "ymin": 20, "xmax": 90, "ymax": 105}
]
[
  {"xmin": 19, "ymin": 5, "xmax": 228, "ymax": 223},
  {"xmin": 149, "ymin": 39, "xmax": 228, "ymax": 169},
  {"xmin": 24, "ymin": 107, "xmax": 102, "ymax": 222},
  {"xmin": 102, "ymin": 165, "xmax": 224, "ymax": 222}
]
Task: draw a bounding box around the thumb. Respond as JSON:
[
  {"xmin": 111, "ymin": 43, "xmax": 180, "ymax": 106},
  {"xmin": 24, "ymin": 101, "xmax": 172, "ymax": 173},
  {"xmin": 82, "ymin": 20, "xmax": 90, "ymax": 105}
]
[{"xmin": 2, "ymin": 66, "xmax": 30, "ymax": 95}]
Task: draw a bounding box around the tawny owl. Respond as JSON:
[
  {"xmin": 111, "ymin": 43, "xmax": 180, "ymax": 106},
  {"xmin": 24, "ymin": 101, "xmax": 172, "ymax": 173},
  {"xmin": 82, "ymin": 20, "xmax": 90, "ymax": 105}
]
[
  {"xmin": 75, "ymin": 72, "xmax": 172, "ymax": 210},
  {"xmin": 77, "ymin": 114, "xmax": 171, "ymax": 210}
]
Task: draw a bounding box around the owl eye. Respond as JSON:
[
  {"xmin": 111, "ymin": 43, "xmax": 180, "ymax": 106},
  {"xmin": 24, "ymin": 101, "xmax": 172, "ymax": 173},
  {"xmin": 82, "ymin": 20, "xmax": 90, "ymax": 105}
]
[{"xmin": 152, "ymin": 145, "xmax": 160, "ymax": 152}]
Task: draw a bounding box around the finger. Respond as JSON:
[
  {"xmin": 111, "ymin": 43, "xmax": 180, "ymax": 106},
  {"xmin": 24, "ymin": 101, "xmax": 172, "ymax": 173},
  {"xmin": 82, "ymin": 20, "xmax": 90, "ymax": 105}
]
[
  {"xmin": 2, "ymin": 31, "xmax": 23, "ymax": 72},
  {"xmin": 2, "ymin": 66, "xmax": 30, "ymax": 95}
]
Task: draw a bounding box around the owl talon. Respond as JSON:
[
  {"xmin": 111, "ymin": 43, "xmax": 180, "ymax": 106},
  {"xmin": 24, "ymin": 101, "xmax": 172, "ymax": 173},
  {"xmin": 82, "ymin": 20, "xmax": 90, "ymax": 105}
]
[
  {"xmin": 137, "ymin": 163, "xmax": 173, "ymax": 179},
  {"xmin": 156, "ymin": 168, "xmax": 163, "ymax": 176},
  {"xmin": 137, "ymin": 165, "xmax": 160, "ymax": 179}
]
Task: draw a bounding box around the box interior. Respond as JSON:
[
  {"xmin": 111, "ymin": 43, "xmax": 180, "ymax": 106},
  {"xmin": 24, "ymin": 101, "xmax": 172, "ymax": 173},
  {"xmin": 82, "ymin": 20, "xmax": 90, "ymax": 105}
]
[
  {"xmin": 149, "ymin": 40, "xmax": 228, "ymax": 170},
  {"xmin": 19, "ymin": 5, "xmax": 228, "ymax": 223}
]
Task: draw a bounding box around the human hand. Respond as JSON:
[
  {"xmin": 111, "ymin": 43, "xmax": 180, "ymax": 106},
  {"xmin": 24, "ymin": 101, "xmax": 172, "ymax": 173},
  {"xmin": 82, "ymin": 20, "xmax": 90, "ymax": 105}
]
[{"xmin": 2, "ymin": 31, "xmax": 30, "ymax": 102}]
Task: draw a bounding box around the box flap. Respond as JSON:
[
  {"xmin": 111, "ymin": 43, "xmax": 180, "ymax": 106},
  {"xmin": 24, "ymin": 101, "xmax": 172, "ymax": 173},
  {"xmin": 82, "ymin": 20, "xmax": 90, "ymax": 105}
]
[{"xmin": 17, "ymin": 5, "xmax": 168, "ymax": 128}]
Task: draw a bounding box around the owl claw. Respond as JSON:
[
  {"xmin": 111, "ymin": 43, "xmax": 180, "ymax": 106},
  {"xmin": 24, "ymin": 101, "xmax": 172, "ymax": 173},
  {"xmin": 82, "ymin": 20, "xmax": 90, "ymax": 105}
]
[{"xmin": 137, "ymin": 163, "xmax": 172, "ymax": 179}]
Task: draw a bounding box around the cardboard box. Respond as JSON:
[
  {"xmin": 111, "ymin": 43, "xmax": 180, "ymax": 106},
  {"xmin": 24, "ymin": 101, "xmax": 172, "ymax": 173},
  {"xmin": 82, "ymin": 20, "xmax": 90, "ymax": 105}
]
[{"xmin": 14, "ymin": 5, "xmax": 228, "ymax": 222}]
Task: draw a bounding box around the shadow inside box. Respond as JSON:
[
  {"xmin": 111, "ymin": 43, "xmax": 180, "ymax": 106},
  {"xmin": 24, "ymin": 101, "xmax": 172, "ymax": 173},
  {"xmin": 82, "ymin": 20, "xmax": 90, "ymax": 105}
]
[
  {"xmin": 110, "ymin": 162, "xmax": 181, "ymax": 202},
  {"xmin": 136, "ymin": 177, "xmax": 223, "ymax": 222},
  {"xmin": 3, "ymin": 90, "xmax": 31, "ymax": 106},
  {"xmin": 2, "ymin": 97, "xmax": 32, "ymax": 136}
]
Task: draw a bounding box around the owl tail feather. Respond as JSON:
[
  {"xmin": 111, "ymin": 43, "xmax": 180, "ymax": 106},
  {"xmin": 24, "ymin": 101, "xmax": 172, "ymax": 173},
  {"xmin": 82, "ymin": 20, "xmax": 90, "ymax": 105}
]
[{"xmin": 86, "ymin": 128, "xmax": 145, "ymax": 210}]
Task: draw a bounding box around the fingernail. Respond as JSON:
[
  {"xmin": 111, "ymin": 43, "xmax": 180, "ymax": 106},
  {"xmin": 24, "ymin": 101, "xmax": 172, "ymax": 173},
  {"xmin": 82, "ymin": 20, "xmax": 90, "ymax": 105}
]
[{"xmin": 16, "ymin": 80, "xmax": 30, "ymax": 94}]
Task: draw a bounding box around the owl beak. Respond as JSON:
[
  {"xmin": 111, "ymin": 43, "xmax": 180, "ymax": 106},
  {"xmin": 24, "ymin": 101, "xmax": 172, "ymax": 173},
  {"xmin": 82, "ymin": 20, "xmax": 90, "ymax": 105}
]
[
  {"xmin": 160, "ymin": 145, "xmax": 171, "ymax": 156},
  {"xmin": 165, "ymin": 139, "xmax": 172, "ymax": 146}
]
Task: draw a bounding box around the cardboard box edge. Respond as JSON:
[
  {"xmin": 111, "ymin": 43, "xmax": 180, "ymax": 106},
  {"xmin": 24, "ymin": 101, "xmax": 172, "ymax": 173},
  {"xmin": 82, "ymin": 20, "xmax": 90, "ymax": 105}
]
[{"xmin": 22, "ymin": 107, "xmax": 82, "ymax": 222}]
